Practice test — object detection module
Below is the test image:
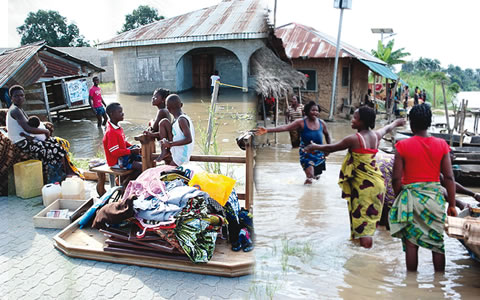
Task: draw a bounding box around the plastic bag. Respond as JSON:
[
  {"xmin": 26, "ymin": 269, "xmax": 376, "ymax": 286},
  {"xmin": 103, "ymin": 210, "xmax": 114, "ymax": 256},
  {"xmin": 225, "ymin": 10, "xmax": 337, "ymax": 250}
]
[{"xmin": 188, "ymin": 172, "xmax": 236, "ymax": 206}]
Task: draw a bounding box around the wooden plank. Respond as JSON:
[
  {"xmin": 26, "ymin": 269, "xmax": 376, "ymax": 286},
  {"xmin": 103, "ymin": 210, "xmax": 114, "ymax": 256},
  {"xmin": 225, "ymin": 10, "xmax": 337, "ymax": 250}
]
[
  {"xmin": 42, "ymin": 82, "xmax": 52, "ymax": 122},
  {"xmin": 24, "ymin": 109, "xmax": 47, "ymax": 115},
  {"xmin": 53, "ymin": 218, "xmax": 254, "ymax": 277},
  {"xmin": 26, "ymin": 100, "xmax": 46, "ymax": 105}
]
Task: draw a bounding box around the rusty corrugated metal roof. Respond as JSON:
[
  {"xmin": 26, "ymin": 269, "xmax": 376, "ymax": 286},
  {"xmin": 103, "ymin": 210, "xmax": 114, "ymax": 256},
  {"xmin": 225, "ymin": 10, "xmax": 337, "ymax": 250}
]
[
  {"xmin": 98, "ymin": 0, "xmax": 269, "ymax": 50},
  {"xmin": 0, "ymin": 42, "xmax": 104, "ymax": 89},
  {"xmin": 0, "ymin": 42, "xmax": 47, "ymax": 88},
  {"xmin": 275, "ymin": 23, "xmax": 386, "ymax": 64}
]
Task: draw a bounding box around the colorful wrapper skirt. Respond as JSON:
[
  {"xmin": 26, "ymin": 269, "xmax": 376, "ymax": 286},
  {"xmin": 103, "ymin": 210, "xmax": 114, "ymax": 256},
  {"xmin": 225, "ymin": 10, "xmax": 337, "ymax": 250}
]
[
  {"xmin": 339, "ymin": 151, "xmax": 385, "ymax": 239},
  {"xmin": 389, "ymin": 182, "xmax": 446, "ymax": 254}
]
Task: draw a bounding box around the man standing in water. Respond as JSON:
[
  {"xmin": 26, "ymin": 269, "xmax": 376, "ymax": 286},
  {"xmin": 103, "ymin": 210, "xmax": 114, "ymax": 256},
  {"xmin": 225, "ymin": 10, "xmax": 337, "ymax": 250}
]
[{"xmin": 89, "ymin": 76, "xmax": 108, "ymax": 127}]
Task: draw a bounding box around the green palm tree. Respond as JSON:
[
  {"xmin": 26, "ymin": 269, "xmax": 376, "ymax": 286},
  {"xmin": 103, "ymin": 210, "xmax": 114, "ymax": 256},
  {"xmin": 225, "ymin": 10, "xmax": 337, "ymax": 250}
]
[{"xmin": 371, "ymin": 39, "xmax": 410, "ymax": 69}]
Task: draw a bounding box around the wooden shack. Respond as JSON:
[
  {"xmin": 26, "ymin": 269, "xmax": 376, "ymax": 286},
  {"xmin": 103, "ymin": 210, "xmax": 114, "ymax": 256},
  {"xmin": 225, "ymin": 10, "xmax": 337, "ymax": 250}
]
[{"xmin": 0, "ymin": 41, "xmax": 104, "ymax": 121}]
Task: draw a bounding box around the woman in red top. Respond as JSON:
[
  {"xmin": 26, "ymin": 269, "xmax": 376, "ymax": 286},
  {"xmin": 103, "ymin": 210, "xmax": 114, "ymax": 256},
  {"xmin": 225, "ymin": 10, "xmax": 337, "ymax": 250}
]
[{"xmin": 389, "ymin": 104, "xmax": 457, "ymax": 272}]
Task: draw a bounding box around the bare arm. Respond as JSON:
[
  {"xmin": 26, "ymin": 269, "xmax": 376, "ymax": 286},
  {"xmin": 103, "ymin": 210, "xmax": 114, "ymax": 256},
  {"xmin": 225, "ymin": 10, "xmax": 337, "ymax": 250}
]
[
  {"xmin": 440, "ymin": 153, "xmax": 458, "ymax": 216},
  {"xmin": 305, "ymin": 135, "xmax": 355, "ymax": 153},
  {"xmin": 376, "ymin": 118, "xmax": 406, "ymax": 138},
  {"xmin": 166, "ymin": 117, "xmax": 191, "ymax": 148},
  {"xmin": 320, "ymin": 120, "xmax": 331, "ymax": 144},
  {"xmin": 11, "ymin": 109, "xmax": 50, "ymax": 137},
  {"xmin": 392, "ymin": 152, "xmax": 404, "ymax": 196},
  {"xmin": 256, "ymin": 118, "xmax": 302, "ymax": 135}
]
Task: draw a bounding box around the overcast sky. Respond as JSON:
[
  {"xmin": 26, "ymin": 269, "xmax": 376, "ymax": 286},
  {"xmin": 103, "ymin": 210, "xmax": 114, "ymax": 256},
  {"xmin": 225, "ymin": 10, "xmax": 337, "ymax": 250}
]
[{"xmin": 2, "ymin": 0, "xmax": 480, "ymax": 70}]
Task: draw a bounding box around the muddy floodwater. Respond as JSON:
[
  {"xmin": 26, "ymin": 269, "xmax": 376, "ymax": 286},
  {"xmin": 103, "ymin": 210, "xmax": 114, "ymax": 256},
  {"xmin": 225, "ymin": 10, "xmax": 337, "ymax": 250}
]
[
  {"xmin": 53, "ymin": 92, "xmax": 480, "ymax": 298},
  {"xmin": 252, "ymin": 121, "xmax": 480, "ymax": 299},
  {"xmin": 54, "ymin": 88, "xmax": 256, "ymax": 159}
]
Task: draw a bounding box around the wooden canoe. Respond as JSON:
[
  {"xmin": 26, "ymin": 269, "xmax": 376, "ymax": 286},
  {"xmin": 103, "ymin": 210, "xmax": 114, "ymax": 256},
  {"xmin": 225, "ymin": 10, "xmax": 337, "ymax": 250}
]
[
  {"xmin": 53, "ymin": 218, "xmax": 254, "ymax": 277},
  {"xmin": 398, "ymin": 131, "xmax": 480, "ymax": 147},
  {"xmin": 445, "ymin": 208, "xmax": 480, "ymax": 262}
]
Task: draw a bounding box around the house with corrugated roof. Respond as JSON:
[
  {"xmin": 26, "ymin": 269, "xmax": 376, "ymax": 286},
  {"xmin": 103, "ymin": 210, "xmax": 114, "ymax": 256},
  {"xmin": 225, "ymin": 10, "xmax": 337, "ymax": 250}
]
[
  {"xmin": 97, "ymin": 0, "xmax": 273, "ymax": 94},
  {"xmin": 0, "ymin": 41, "xmax": 104, "ymax": 121},
  {"xmin": 275, "ymin": 23, "xmax": 398, "ymax": 114}
]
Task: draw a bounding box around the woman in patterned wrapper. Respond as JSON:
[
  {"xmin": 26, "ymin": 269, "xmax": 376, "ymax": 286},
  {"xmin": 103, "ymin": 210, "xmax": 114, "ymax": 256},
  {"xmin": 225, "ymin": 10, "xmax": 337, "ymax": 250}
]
[
  {"xmin": 388, "ymin": 104, "xmax": 457, "ymax": 272},
  {"xmin": 305, "ymin": 106, "xmax": 405, "ymax": 248}
]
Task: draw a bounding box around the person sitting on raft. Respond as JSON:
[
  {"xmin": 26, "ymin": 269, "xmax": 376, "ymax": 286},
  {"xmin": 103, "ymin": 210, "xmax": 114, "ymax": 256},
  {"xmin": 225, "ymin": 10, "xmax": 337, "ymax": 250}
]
[
  {"xmin": 304, "ymin": 106, "xmax": 405, "ymax": 248},
  {"xmin": 389, "ymin": 103, "xmax": 457, "ymax": 272},
  {"xmin": 144, "ymin": 88, "xmax": 173, "ymax": 163},
  {"xmin": 159, "ymin": 94, "xmax": 195, "ymax": 167},
  {"xmin": 256, "ymin": 101, "xmax": 331, "ymax": 184}
]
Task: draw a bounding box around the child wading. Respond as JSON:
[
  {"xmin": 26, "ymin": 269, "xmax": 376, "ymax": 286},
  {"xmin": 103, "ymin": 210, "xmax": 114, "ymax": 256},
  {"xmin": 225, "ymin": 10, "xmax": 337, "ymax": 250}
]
[
  {"xmin": 89, "ymin": 76, "xmax": 108, "ymax": 127},
  {"xmin": 389, "ymin": 104, "xmax": 457, "ymax": 272},
  {"xmin": 305, "ymin": 106, "xmax": 405, "ymax": 248}
]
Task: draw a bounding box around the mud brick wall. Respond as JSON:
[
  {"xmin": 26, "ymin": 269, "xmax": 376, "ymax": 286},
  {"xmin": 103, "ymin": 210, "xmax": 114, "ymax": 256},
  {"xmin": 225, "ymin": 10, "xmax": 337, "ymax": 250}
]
[{"xmin": 292, "ymin": 58, "xmax": 369, "ymax": 114}]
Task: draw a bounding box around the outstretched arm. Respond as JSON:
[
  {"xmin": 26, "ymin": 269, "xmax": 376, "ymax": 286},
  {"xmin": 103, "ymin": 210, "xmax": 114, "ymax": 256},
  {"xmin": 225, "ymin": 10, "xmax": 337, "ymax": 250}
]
[
  {"xmin": 376, "ymin": 118, "xmax": 406, "ymax": 138},
  {"xmin": 304, "ymin": 135, "xmax": 355, "ymax": 153},
  {"xmin": 256, "ymin": 119, "xmax": 302, "ymax": 135}
]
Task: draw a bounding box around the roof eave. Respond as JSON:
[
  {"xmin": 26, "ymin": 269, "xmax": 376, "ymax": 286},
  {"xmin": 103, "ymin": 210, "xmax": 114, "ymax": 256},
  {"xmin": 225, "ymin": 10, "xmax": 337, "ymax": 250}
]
[{"xmin": 97, "ymin": 32, "xmax": 269, "ymax": 50}]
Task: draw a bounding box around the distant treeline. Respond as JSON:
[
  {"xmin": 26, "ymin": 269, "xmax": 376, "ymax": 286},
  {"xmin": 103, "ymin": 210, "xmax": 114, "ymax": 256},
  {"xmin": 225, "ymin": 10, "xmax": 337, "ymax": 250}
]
[{"xmin": 402, "ymin": 58, "xmax": 480, "ymax": 91}]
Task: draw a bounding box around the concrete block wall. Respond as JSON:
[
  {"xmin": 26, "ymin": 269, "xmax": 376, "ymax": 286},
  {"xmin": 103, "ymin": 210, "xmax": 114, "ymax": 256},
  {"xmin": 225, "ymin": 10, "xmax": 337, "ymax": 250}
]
[
  {"xmin": 215, "ymin": 52, "xmax": 242, "ymax": 87},
  {"xmin": 111, "ymin": 39, "xmax": 265, "ymax": 94}
]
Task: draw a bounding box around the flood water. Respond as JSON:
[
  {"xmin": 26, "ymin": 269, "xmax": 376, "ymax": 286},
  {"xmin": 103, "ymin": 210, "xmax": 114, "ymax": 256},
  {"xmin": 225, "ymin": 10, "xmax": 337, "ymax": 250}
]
[
  {"xmin": 252, "ymin": 121, "xmax": 480, "ymax": 299},
  {"xmin": 52, "ymin": 92, "xmax": 480, "ymax": 298},
  {"xmin": 54, "ymin": 88, "xmax": 256, "ymax": 159}
]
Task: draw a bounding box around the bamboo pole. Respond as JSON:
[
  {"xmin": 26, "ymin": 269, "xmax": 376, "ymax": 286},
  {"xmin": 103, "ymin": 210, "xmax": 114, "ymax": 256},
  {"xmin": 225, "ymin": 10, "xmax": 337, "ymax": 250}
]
[
  {"xmin": 245, "ymin": 135, "xmax": 254, "ymax": 210},
  {"xmin": 205, "ymin": 80, "xmax": 220, "ymax": 154}
]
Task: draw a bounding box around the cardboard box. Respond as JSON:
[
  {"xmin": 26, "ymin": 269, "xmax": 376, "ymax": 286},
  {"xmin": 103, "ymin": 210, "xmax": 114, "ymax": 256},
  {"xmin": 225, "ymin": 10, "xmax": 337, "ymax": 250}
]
[{"xmin": 33, "ymin": 199, "xmax": 93, "ymax": 229}]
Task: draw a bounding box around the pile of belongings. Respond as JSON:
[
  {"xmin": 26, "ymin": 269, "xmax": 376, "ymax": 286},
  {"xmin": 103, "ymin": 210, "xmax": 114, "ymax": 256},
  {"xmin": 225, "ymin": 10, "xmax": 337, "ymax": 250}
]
[{"xmin": 81, "ymin": 165, "xmax": 254, "ymax": 263}]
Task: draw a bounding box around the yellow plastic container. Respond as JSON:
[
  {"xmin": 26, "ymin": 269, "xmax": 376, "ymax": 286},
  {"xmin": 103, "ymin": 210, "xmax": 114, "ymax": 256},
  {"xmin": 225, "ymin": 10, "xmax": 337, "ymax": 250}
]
[{"xmin": 14, "ymin": 160, "xmax": 43, "ymax": 199}]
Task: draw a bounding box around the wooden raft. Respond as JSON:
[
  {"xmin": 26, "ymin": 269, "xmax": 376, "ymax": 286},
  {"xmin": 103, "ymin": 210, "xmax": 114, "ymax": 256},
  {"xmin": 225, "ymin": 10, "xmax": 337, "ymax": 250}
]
[
  {"xmin": 54, "ymin": 218, "xmax": 254, "ymax": 277},
  {"xmin": 54, "ymin": 133, "xmax": 256, "ymax": 276}
]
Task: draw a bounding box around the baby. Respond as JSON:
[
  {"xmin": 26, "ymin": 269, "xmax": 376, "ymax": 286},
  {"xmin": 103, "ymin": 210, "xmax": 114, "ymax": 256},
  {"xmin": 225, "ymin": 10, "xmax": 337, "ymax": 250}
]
[{"xmin": 20, "ymin": 116, "xmax": 47, "ymax": 141}]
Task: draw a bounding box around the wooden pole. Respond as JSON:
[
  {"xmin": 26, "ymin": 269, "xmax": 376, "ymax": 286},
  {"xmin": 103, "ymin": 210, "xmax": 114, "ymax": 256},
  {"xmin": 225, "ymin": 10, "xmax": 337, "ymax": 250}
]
[
  {"xmin": 274, "ymin": 96, "xmax": 278, "ymax": 144},
  {"xmin": 245, "ymin": 135, "xmax": 254, "ymax": 210},
  {"xmin": 459, "ymin": 100, "xmax": 468, "ymax": 147},
  {"xmin": 373, "ymin": 75, "xmax": 377, "ymax": 113},
  {"xmin": 41, "ymin": 82, "xmax": 52, "ymax": 122},
  {"xmin": 205, "ymin": 80, "xmax": 220, "ymax": 154},
  {"xmin": 441, "ymin": 81, "xmax": 453, "ymax": 146}
]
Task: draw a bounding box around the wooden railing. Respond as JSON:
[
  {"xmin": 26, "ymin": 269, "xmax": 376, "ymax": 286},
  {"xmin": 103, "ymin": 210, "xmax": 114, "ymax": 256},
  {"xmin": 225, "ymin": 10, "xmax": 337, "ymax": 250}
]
[{"xmin": 134, "ymin": 134, "xmax": 254, "ymax": 210}]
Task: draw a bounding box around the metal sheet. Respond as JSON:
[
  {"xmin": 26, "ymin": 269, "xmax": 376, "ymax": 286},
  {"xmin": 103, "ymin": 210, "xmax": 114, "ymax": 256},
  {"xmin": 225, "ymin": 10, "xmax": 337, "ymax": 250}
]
[
  {"xmin": 275, "ymin": 23, "xmax": 386, "ymax": 64},
  {"xmin": 98, "ymin": 0, "xmax": 268, "ymax": 49},
  {"xmin": 359, "ymin": 59, "xmax": 398, "ymax": 80}
]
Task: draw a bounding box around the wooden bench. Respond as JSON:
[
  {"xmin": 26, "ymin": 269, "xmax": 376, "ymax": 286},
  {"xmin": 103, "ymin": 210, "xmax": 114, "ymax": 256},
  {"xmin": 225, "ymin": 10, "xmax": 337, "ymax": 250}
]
[
  {"xmin": 134, "ymin": 133, "xmax": 255, "ymax": 210},
  {"xmin": 90, "ymin": 164, "xmax": 133, "ymax": 197}
]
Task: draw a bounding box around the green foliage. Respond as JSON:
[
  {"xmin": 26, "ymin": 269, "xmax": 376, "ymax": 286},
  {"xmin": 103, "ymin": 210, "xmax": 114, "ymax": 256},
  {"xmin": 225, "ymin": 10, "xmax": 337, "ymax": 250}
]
[
  {"xmin": 402, "ymin": 58, "xmax": 480, "ymax": 92},
  {"xmin": 371, "ymin": 39, "xmax": 410, "ymax": 69},
  {"xmin": 17, "ymin": 10, "xmax": 89, "ymax": 47},
  {"xmin": 399, "ymin": 71, "xmax": 458, "ymax": 108},
  {"xmin": 119, "ymin": 5, "xmax": 164, "ymax": 33}
]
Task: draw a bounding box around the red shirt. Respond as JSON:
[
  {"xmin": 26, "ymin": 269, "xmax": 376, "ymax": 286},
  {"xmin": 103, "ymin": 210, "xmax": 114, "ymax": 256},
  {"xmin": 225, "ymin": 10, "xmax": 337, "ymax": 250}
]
[
  {"xmin": 396, "ymin": 136, "xmax": 450, "ymax": 185},
  {"xmin": 89, "ymin": 86, "xmax": 103, "ymax": 108},
  {"xmin": 103, "ymin": 122, "xmax": 132, "ymax": 166}
]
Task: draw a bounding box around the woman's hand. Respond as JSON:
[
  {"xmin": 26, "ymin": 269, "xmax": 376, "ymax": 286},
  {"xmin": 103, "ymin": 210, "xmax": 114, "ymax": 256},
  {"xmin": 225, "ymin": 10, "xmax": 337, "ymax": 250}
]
[
  {"xmin": 255, "ymin": 127, "xmax": 268, "ymax": 136},
  {"xmin": 395, "ymin": 118, "xmax": 407, "ymax": 127},
  {"xmin": 43, "ymin": 129, "xmax": 51, "ymax": 139},
  {"xmin": 304, "ymin": 142, "xmax": 318, "ymax": 153},
  {"xmin": 473, "ymin": 193, "xmax": 480, "ymax": 202},
  {"xmin": 447, "ymin": 204, "xmax": 458, "ymax": 217}
]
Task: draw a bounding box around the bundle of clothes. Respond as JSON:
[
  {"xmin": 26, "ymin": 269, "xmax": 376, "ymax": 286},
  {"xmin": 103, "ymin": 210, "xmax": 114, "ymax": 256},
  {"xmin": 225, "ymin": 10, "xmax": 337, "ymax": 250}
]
[{"xmin": 82, "ymin": 165, "xmax": 254, "ymax": 263}]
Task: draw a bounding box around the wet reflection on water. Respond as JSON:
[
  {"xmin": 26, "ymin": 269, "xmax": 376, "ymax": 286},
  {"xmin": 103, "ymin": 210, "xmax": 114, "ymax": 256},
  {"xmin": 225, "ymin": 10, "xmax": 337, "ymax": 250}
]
[{"xmin": 253, "ymin": 122, "xmax": 480, "ymax": 299}]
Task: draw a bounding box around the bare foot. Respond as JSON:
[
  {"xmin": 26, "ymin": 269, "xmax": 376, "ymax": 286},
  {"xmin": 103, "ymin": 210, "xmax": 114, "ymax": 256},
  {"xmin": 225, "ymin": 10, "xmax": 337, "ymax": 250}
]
[{"xmin": 304, "ymin": 178, "xmax": 313, "ymax": 185}]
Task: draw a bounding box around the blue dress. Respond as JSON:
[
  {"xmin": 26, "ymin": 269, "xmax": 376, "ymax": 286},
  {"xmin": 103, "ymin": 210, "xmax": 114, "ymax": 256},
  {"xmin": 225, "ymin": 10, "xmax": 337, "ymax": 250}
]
[{"xmin": 299, "ymin": 118, "xmax": 326, "ymax": 176}]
